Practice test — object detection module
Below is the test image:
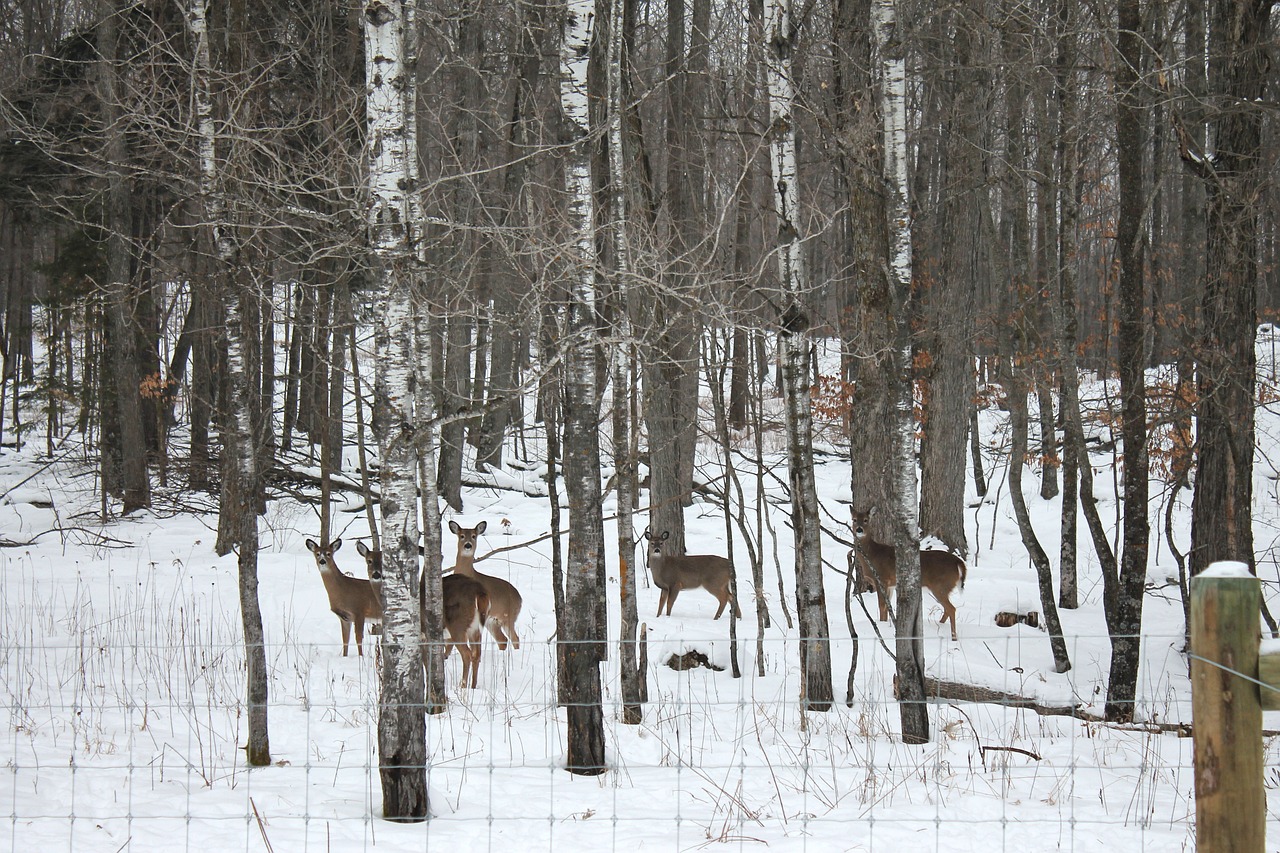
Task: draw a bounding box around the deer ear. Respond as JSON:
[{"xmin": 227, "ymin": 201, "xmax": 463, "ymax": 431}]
[
  {"xmin": 475, "ymin": 520, "xmax": 487, "ymax": 534},
  {"xmin": 356, "ymin": 541, "xmax": 369, "ymax": 556},
  {"xmin": 642, "ymin": 529, "xmax": 651, "ymax": 541},
  {"xmin": 331, "ymin": 538, "xmax": 342, "ymax": 551},
  {"xmin": 448, "ymin": 520, "xmax": 461, "ymax": 534},
  {"xmin": 305, "ymin": 539, "xmax": 318, "ymax": 553},
  {"xmin": 661, "ymin": 531, "xmax": 670, "ymax": 541}
]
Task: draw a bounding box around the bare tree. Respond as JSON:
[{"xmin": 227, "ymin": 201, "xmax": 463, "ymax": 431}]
[
  {"xmin": 871, "ymin": 0, "xmax": 927, "ymax": 743},
  {"xmin": 364, "ymin": 0, "xmax": 427, "ymax": 820},
  {"xmin": 766, "ymin": 0, "xmax": 833, "ymax": 714},
  {"xmin": 557, "ymin": 0, "xmax": 607, "ymax": 774},
  {"xmin": 186, "ymin": 0, "xmax": 268, "ymax": 766}
]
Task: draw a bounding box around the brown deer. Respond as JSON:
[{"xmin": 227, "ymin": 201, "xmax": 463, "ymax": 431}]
[
  {"xmin": 644, "ymin": 530, "xmax": 740, "ymax": 619},
  {"xmin": 305, "ymin": 538, "xmax": 383, "ymax": 656},
  {"xmin": 849, "ymin": 509, "xmax": 967, "ymax": 641},
  {"xmin": 356, "ymin": 540, "xmax": 489, "ymax": 688},
  {"xmin": 448, "ymin": 520, "xmax": 522, "ymax": 651}
]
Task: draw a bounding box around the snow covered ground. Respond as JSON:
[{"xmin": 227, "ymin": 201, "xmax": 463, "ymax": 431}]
[{"xmin": 3, "ymin": 338, "xmax": 1280, "ymax": 852}]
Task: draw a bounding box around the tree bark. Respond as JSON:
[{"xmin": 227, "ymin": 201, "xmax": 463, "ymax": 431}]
[
  {"xmin": 559, "ymin": 0, "xmax": 607, "ymax": 774},
  {"xmin": 364, "ymin": 0, "xmax": 427, "ymax": 820},
  {"xmin": 98, "ymin": 0, "xmax": 150, "ymax": 515},
  {"xmin": 187, "ymin": 0, "xmax": 267, "ymax": 766},
  {"xmin": 766, "ymin": 0, "xmax": 833, "ymax": 713},
  {"xmin": 1107, "ymin": 0, "xmax": 1149, "ymax": 722},
  {"xmin": 604, "ymin": 0, "xmax": 645, "ymax": 725},
  {"xmin": 1189, "ymin": 0, "xmax": 1270, "ymax": 578}
]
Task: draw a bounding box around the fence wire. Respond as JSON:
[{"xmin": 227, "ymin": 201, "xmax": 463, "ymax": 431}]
[{"xmin": 6, "ymin": 631, "xmax": 1276, "ymax": 852}]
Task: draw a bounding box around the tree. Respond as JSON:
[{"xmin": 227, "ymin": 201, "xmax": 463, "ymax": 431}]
[
  {"xmin": 186, "ymin": 0, "xmax": 268, "ymax": 767},
  {"xmin": 872, "ymin": 0, "xmax": 927, "ymax": 743},
  {"xmin": 557, "ymin": 0, "xmax": 607, "ymax": 774},
  {"xmin": 364, "ymin": 0, "xmax": 427, "ymax": 821},
  {"xmin": 97, "ymin": 0, "xmax": 149, "ymax": 515},
  {"xmin": 765, "ymin": 0, "xmax": 833, "ymax": 714},
  {"xmin": 1188, "ymin": 0, "xmax": 1272, "ymax": 578},
  {"xmin": 1107, "ymin": 0, "xmax": 1149, "ymax": 722}
]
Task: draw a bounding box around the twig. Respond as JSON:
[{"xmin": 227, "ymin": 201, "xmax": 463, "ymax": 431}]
[{"xmin": 249, "ymin": 797, "xmax": 274, "ymax": 853}]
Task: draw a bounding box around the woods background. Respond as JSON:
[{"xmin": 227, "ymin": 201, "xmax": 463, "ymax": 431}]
[{"xmin": 0, "ymin": 0, "xmax": 1276, "ymax": 817}]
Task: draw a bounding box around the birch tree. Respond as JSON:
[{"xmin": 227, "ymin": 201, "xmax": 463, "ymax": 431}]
[
  {"xmin": 765, "ymin": 0, "xmax": 833, "ymax": 713},
  {"xmin": 605, "ymin": 0, "xmax": 645, "ymax": 725},
  {"xmin": 364, "ymin": 0, "xmax": 427, "ymax": 820},
  {"xmin": 557, "ymin": 0, "xmax": 607, "ymax": 774},
  {"xmin": 186, "ymin": 0, "xmax": 268, "ymax": 766},
  {"xmin": 872, "ymin": 0, "xmax": 927, "ymax": 743}
]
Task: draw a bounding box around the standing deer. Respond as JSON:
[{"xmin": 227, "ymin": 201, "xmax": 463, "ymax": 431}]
[
  {"xmin": 850, "ymin": 508, "xmax": 967, "ymax": 641},
  {"xmin": 305, "ymin": 538, "xmax": 383, "ymax": 656},
  {"xmin": 356, "ymin": 540, "xmax": 489, "ymax": 688},
  {"xmin": 644, "ymin": 530, "xmax": 740, "ymax": 619},
  {"xmin": 448, "ymin": 520, "xmax": 522, "ymax": 651}
]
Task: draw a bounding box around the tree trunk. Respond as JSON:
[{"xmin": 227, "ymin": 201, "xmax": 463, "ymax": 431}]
[
  {"xmin": 1107, "ymin": 0, "xmax": 1149, "ymax": 722},
  {"xmin": 604, "ymin": 0, "xmax": 645, "ymax": 725},
  {"xmin": 1003, "ymin": 364, "xmax": 1073, "ymax": 673},
  {"xmin": 872, "ymin": 0, "xmax": 926, "ymax": 743},
  {"xmin": 364, "ymin": 0, "xmax": 427, "ymax": 820},
  {"xmin": 98, "ymin": 0, "xmax": 150, "ymax": 515},
  {"xmin": 1189, "ymin": 0, "xmax": 1270, "ymax": 578},
  {"xmin": 187, "ymin": 0, "xmax": 267, "ymax": 766},
  {"xmin": 1052, "ymin": 0, "xmax": 1079, "ymax": 611},
  {"xmin": 766, "ymin": 0, "xmax": 832, "ymax": 714},
  {"xmin": 559, "ymin": 0, "xmax": 607, "ymax": 774}
]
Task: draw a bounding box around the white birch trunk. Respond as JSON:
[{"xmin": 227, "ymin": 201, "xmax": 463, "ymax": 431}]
[
  {"xmin": 185, "ymin": 0, "xmax": 269, "ymax": 766},
  {"xmin": 607, "ymin": 0, "xmax": 644, "ymax": 724},
  {"xmin": 873, "ymin": 0, "xmax": 928, "ymax": 744},
  {"xmin": 560, "ymin": 0, "xmax": 607, "ymax": 773},
  {"xmin": 363, "ymin": 0, "xmax": 428, "ymax": 819},
  {"xmin": 765, "ymin": 0, "xmax": 833, "ymax": 713}
]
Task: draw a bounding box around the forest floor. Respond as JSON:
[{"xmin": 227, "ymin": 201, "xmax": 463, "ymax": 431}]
[{"xmin": 3, "ymin": 337, "xmax": 1280, "ymax": 851}]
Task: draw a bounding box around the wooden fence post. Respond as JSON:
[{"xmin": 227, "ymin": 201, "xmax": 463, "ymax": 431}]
[{"xmin": 1190, "ymin": 563, "xmax": 1263, "ymax": 853}]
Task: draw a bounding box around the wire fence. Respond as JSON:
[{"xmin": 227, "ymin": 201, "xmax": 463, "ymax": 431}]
[{"xmin": 7, "ymin": 630, "xmax": 1275, "ymax": 852}]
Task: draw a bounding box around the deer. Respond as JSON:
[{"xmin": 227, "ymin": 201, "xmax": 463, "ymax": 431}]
[
  {"xmin": 356, "ymin": 539, "xmax": 490, "ymax": 688},
  {"xmin": 849, "ymin": 508, "xmax": 967, "ymax": 641},
  {"xmin": 447, "ymin": 520, "xmax": 522, "ymax": 651},
  {"xmin": 305, "ymin": 538, "xmax": 383, "ymax": 657},
  {"xmin": 644, "ymin": 529, "xmax": 740, "ymax": 619}
]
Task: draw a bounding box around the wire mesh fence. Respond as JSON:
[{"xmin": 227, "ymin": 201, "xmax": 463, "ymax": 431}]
[{"xmin": 7, "ymin": 629, "xmax": 1274, "ymax": 852}]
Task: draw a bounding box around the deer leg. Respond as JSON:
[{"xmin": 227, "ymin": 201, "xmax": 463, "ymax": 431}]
[
  {"xmin": 664, "ymin": 586, "xmax": 681, "ymax": 616},
  {"xmin": 489, "ymin": 620, "xmax": 510, "ymax": 651},
  {"xmin": 656, "ymin": 589, "xmax": 668, "ymax": 617},
  {"xmin": 937, "ymin": 596, "xmax": 958, "ymax": 641},
  {"xmin": 712, "ymin": 591, "xmax": 728, "ymax": 620},
  {"xmin": 355, "ymin": 618, "xmax": 365, "ymax": 657},
  {"xmin": 340, "ymin": 617, "xmax": 352, "ymax": 656},
  {"xmin": 505, "ymin": 624, "xmax": 520, "ymax": 650},
  {"xmin": 877, "ymin": 590, "xmax": 890, "ymax": 622}
]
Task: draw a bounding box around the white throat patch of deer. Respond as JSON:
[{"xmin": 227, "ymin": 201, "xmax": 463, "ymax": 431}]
[
  {"xmin": 850, "ymin": 509, "xmax": 967, "ymax": 641},
  {"xmin": 644, "ymin": 530, "xmax": 739, "ymax": 619},
  {"xmin": 305, "ymin": 538, "xmax": 383, "ymax": 657},
  {"xmin": 448, "ymin": 520, "xmax": 522, "ymax": 651}
]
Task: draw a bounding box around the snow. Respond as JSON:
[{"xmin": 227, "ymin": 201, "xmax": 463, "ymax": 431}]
[
  {"xmin": 4, "ymin": 334, "xmax": 1280, "ymax": 851},
  {"xmin": 1197, "ymin": 561, "xmax": 1254, "ymax": 578}
]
